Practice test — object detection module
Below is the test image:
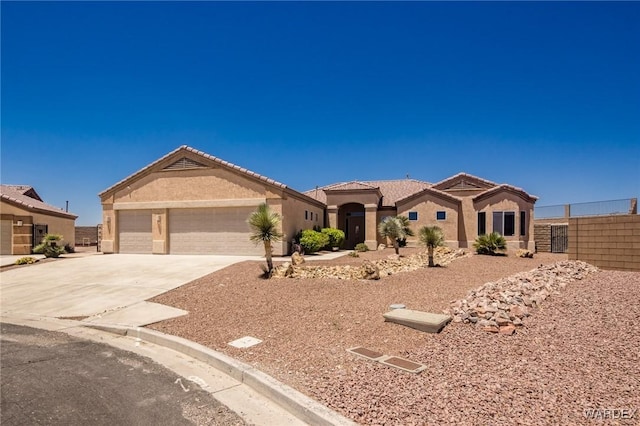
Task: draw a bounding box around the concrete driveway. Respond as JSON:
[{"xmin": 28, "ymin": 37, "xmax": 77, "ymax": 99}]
[{"xmin": 0, "ymin": 254, "xmax": 255, "ymax": 326}]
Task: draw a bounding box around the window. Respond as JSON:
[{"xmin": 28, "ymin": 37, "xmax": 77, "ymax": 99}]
[
  {"xmin": 305, "ymin": 210, "xmax": 308, "ymax": 220},
  {"xmin": 478, "ymin": 212, "xmax": 486, "ymax": 235},
  {"xmin": 315, "ymin": 213, "xmax": 319, "ymax": 222},
  {"xmin": 493, "ymin": 211, "xmax": 503, "ymax": 235},
  {"xmin": 436, "ymin": 211, "xmax": 446, "ymax": 220},
  {"xmin": 408, "ymin": 211, "xmax": 418, "ymax": 221},
  {"xmin": 520, "ymin": 211, "xmax": 526, "ymax": 236},
  {"xmin": 492, "ymin": 211, "xmax": 515, "ymax": 236},
  {"xmin": 504, "ymin": 212, "xmax": 515, "ymax": 236}
]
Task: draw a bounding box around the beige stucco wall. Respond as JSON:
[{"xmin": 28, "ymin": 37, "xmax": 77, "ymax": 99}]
[
  {"xmin": 396, "ymin": 196, "xmax": 460, "ymax": 248},
  {"xmin": 281, "ymin": 194, "xmax": 325, "ymax": 255},
  {"xmin": 473, "ymin": 192, "xmax": 535, "ymax": 250},
  {"xmin": 112, "ymin": 168, "xmax": 265, "ymax": 204},
  {"xmin": 0, "ymin": 201, "xmax": 76, "ymax": 254},
  {"xmin": 101, "ymin": 162, "xmax": 325, "ymax": 256}
]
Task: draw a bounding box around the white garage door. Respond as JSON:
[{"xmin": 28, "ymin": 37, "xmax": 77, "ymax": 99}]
[
  {"xmin": 169, "ymin": 207, "xmax": 262, "ymax": 255},
  {"xmin": 1, "ymin": 220, "xmax": 12, "ymax": 255},
  {"xmin": 118, "ymin": 210, "xmax": 152, "ymax": 254}
]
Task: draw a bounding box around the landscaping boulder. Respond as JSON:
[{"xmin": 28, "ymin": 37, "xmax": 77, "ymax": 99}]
[
  {"xmin": 360, "ymin": 260, "xmax": 380, "ymax": 280},
  {"xmin": 291, "ymin": 252, "xmax": 305, "ymax": 266}
]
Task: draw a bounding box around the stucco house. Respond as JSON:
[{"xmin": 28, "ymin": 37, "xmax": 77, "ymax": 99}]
[
  {"xmin": 99, "ymin": 146, "xmax": 537, "ymax": 255},
  {"xmin": 305, "ymin": 174, "xmax": 537, "ymax": 251},
  {"xmin": 0, "ymin": 185, "xmax": 77, "ymax": 255}
]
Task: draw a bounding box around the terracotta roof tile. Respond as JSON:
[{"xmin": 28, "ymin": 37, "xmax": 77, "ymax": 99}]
[
  {"xmin": 0, "ymin": 185, "xmax": 77, "ymax": 219},
  {"xmin": 305, "ymin": 179, "xmax": 431, "ymax": 207}
]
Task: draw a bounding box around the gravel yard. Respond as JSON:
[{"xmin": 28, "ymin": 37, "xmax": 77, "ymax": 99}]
[{"xmin": 149, "ymin": 248, "xmax": 640, "ymax": 425}]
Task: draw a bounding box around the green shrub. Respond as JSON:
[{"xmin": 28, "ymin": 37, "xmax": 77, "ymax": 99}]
[
  {"xmin": 15, "ymin": 256, "xmax": 37, "ymax": 265},
  {"xmin": 299, "ymin": 229, "xmax": 330, "ymax": 254},
  {"xmin": 354, "ymin": 243, "xmax": 369, "ymax": 252},
  {"xmin": 33, "ymin": 234, "xmax": 66, "ymax": 258},
  {"xmin": 64, "ymin": 243, "xmax": 75, "ymax": 253},
  {"xmin": 348, "ymin": 251, "xmax": 359, "ymax": 258},
  {"xmin": 321, "ymin": 228, "xmax": 345, "ymax": 249},
  {"xmin": 473, "ymin": 232, "xmax": 507, "ymax": 256}
]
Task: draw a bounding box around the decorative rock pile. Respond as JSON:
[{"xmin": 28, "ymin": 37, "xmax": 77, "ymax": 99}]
[
  {"xmin": 271, "ymin": 246, "xmax": 468, "ymax": 280},
  {"xmin": 445, "ymin": 260, "xmax": 599, "ymax": 335},
  {"xmin": 515, "ymin": 249, "xmax": 534, "ymax": 258}
]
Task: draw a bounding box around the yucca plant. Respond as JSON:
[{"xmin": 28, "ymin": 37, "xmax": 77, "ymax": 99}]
[
  {"xmin": 378, "ymin": 215, "xmax": 414, "ymax": 255},
  {"xmin": 32, "ymin": 234, "xmax": 66, "ymax": 258},
  {"xmin": 418, "ymin": 225, "xmax": 445, "ymax": 267},
  {"xmin": 473, "ymin": 232, "xmax": 507, "ymax": 256},
  {"xmin": 248, "ymin": 203, "xmax": 283, "ymax": 277}
]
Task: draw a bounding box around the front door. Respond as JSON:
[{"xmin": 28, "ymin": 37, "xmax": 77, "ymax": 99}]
[
  {"xmin": 33, "ymin": 224, "xmax": 48, "ymax": 248},
  {"xmin": 345, "ymin": 214, "xmax": 365, "ymax": 249}
]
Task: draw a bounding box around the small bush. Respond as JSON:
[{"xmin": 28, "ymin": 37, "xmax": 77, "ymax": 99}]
[
  {"xmin": 299, "ymin": 229, "xmax": 330, "ymax": 254},
  {"xmin": 33, "ymin": 234, "xmax": 66, "ymax": 258},
  {"xmin": 15, "ymin": 256, "xmax": 37, "ymax": 265},
  {"xmin": 354, "ymin": 243, "xmax": 369, "ymax": 252},
  {"xmin": 64, "ymin": 243, "xmax": 75, "ymax": 253},
  {"xmin": 348, "ymin": 251, "xmax": 359, "ymax": 258},
  {"xmin": 473, "ymin": 232, "xmax": 507, "ymax": 256},
  {"xmin": 321, "ymin": 228, "xmax": 345, "ymax": 249}
]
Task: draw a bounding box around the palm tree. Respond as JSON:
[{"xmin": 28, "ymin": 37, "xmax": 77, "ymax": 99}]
[
  {"xmin": 378, "ymin": 215, "xmax": 414, "ymax": 255},
  {"xmin": 248, "ymin": 203, "xmax": 283, "ymax": 277},
  {"xmin": 418, "ymin": 226, "xmax": 444, "ymax": 267}
]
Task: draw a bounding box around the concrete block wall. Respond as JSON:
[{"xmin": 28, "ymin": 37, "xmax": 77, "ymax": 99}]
[
  {"xmin": 568, "ymin": 215, "xmax": 640, "ymax": 271},
  {"xmin": 75, "ymin": 226, "xmax": 99, "ymax": 246},
  {"xmin": 534, "ymin": 224, "xmax": 551, "ymax": 252}
]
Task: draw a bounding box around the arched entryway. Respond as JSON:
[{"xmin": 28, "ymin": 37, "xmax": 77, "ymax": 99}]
[{"xmin": 339, "ymin": 203, "xmax": 365, "ymax": 249}]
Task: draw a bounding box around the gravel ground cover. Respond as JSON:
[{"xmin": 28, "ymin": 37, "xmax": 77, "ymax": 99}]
[{"xmin": 149, "ymin": 249, "xmax": 640, "ymax": 425}]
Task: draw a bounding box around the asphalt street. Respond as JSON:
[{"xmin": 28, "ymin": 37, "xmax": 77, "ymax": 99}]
[{"xmin": 0, "ymin": 323, "xmax": 246, "ymax": 426}]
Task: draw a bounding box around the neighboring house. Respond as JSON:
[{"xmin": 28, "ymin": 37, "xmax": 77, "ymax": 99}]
[
  {"xmin": 306, "ymin": 174, "xmax": 537, "ymax": 251},
  {"xmin": 0, "ymin": 185, "xmax": 77, "ymax": 255},
  {"xmin": 99, "ymin": 146, "xmax": 537, "ymax": 255}
]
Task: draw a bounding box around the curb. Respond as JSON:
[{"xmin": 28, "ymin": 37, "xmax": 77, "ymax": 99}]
[{"xmin": 88, "ymin": 324, "xmax": 355, "ymax": 426}]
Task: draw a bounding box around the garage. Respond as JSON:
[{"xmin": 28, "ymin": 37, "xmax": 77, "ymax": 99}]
[
  {"xmin": 1, "ymin": 220, "xmax": 12, "ymax": 255},
  {"xmin": 169, "ymin": 207, "xmax": 262, "ymax": 255},
  {"xmin": 118, "ymin": 210, "xmax": 152, "ymax": 254}
]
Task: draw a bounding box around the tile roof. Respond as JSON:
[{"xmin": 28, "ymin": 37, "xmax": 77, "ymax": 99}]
[
  {"xmin": 98, "ymin": 145, "xmax": 325, "ymax": 208},
  {"xmin": 305, "ymin": 179, "xmax": 431, "ymax": 207},
  {"xmin": 0, "ymin": 185, "xmax": 77, "ymax": 219},
  {"xmin": 99, "ymin": 145, "xmax": 288, "ymax": 197},
  {"xmin": 431, "ymin": 172, "xmax": 498, "ymax": 191},
  {"xmin": 474, "ymin": 184, "xmax": 539, "ymax": 202}
]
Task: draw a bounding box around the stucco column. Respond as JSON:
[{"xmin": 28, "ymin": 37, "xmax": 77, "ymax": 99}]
[
  {"xmin": 327, "ymin": 205, "xmax": 338, "ymax": 229},
  {"xmin": 152, "ymin": 208, "xmax": 168, "ymax": 254},
  {"xmin": 101, "ymin": 205, "xmax": 116, "ymax": 254},
  {"xmin": 364, "ymin": 204, "xmax": 378, "ymax": 250}
]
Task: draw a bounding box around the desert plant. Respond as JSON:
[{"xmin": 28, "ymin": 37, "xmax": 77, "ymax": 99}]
[
  {"xmin": 299, "ymin": 229, "xmax": 330, "ymax": 254},
  {"xmin": 418, "ymin": 225, "xmax": 445, "ymax": 267},
  {"xmin": 473, "ymin": 232, "xmax": 507, "ymax": 256},
  {"xmin": 377, "ymin": 215, "xmax": 414, "ymax": 255},
  {"xmin": 348, "ymin": 251, "xmax": 359, "ymax": 257},
  {"xmin": 15, "ymin": 256, "xmax": 37, "ymax": 265},
  {"xmin": 64, "ymin": 243, "xmax": 75, "ymax": 253},
  {"xmin": 248, "ymin": 203, "xmax": 283, "ymax": 277},
  {"xmin": 32, "ymin": 234, "xmax": 66, "ymax": 258},
  {"xmin": 354, "ymin": 243, "xmax": 369, "ymax": 252},
  {"xmin": 321, "ymin": 228, "xmax": 345, "ymax": 249}
]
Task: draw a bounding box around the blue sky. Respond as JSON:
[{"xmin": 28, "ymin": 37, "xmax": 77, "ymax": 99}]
[{"xmin": 2, "ymin": 1, "xmax": 638, "ymax": 225}]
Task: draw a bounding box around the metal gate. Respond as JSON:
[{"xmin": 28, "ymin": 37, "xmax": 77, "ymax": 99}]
[
  {"xmin": 32, "ymin": 224, "xmax": 48, "ymax": 248},
  {"xmin": 551, "ymin": 224, "xmax": 568, "ymax": 253}
]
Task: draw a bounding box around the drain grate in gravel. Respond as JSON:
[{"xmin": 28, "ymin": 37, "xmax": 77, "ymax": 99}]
[
  {"xmin": 380, "ymin": 356, "xmax": 426, "ymax": 374},
  {"xmin": 347, "ymin": 346, "xmax": 385, "ymax": 360}
]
